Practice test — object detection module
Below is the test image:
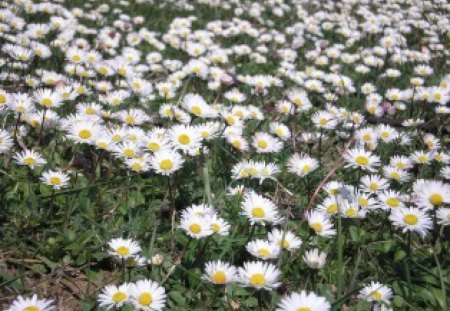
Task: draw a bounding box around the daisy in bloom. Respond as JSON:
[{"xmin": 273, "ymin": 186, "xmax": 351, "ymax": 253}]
[
  {"xmin": 358, "ymin": 281, "xmax": 393, "ymax": 304},
  {"xmin": 34, "ymin": 89, "xmax": 62, "ymax": 109},
  {"xmin": 180, "ymin": 215, "xmax": 213, "ymax": 239},
  {"xmin": 269, "ymin": 122, "xmax": 291, "ymax": 140},
  {"xmin": 67, "ymin": 121, "xmax": 103, "ymax": 144},
  {"xmin": 0, "ymin": 129, "xmax": 14, "ymax": 154},
  {"xmin": 317, "ymin": 197, "xmax": 339, "ymax": 216},
  {"xmin": 377, "ymin": 190, "xmax": 406, "ymax": 210},
  {"xmin": 389, "ymin": 207, "xmax": 433, "ymax": 237},
  {"xmin": 108, "ymin": 238, "xmax": 142, "ymax": 259},
  {"xmin": 169, "ymin": 124, "xmax": 202, "ymax": 153},
  {"xmin": 276, "ymin": 290, "xmax": 331, "ymax": 311},
  {"xmin": 238, "ymin": 261, "xmax": 281, "ymax": 290},
  {"xmin": 5, "ymin": 294, "xmax": 54, "ymax": 311},
  {"xmin": 40, "ymin": 170, "xmax": 70, "ymax": 190},
  {"xmin": 305, "ymin": 211, "xmax": 336, "ymax": 238},
  {"xmin": 303, "ymin": 248, "xmax": 327, "ymax": 269},
  {"xmin": 240, "ymin": 191, "xmax": 282, "ymax": 225},
  {"xmin": 382, "ymin": 166, "xmax": 410, "ymax": 183},
  {"xmin": 130, "ymin": 279, "xmax": 166, "ymax": 311},
  {"xmin": 312, "ymin": 111, "xmax": 338, "ymax": 129},
  {"xmin": 246, "ymin": 239, "xmax": 281, "ymax": 260},
  {"xmin": 410, "ymin": 150, "xmax": 434, "ymax": 165},
  {"xmin": 437, "ymin": 208, "xmax": 450, "ymax": 226},
  {"xmin": 267, "ymin": 228, "xmax": 302, "ymax": 252},
  {"xmin": 126, "ymin": 156, "xmax": 151, "ymax": 173},
  {"xmin": 413, "ymin": 179, "xmax": 450, "ymax": 210},
  {"xmin": 207, "ymin": 214, "xmax": 230, "ymax": 236},
  {"xmin": 344, "ymin": 148, "xmax": 381, "ymax": 172},
  {"xmin": 182, "ymin": 93, "xmax": 218, "ymax": 118},
  {"xmin": 98, "ymin": 283, "xmax": 131, "ymax": 310},
  {"xmin": 252, "ymin": 132, "xmax": 283, "ymax": 153},
  {"xmin": 287, "ymin": 153, "xmax": 319, "ymax": 177},
  {"xmin": 13, "ymin": 149, "xmax": 47, "ymax": 169},
  {"xmin": 181, "ymin": 203, "xmax": 216, "ymax": 218},
  {"xmin": 150, "ymin": 149, "xmax": 184, "ymax": 175},
  {"xmin": 203, "ymin": 261, "xmax": 238, "ymax": 285}
]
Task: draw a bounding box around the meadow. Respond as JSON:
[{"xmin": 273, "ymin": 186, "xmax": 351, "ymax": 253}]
[{"xmin": 0, "ymin": 0, "xmax": 449, "ymax": 310}]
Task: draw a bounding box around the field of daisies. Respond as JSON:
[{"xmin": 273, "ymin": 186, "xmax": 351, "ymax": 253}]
[{"xmin": 1, "ymin": 0, "xmax": 450, "ymax": 310}]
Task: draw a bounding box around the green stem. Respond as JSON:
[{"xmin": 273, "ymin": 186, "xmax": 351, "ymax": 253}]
[
  {"xmin": 203, "ymin": 153, "xmax": 213, "ymax": 206},
  {"xmin": 433, "ymin": 239, "xmax": 447, "ymax": 310},
  {"xmin": 336, "ymin": 212, "xmax": 344, "ymax": 305}
]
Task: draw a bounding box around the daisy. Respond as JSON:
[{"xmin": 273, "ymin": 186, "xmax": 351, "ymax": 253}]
[
  {"xmin": 226, "ymin": 135, "xmax": 249, "ymax": 152},
  {"xmin": 130, "ymin": 279, "xmax": 166, "ymax": 311},
  {"xmin": 169, "ymin": 125, "xmax": 202, "ymax": 153},
  {"xmin": 377, "ymin": 190, "xmax": 406, "ymax": 210},
  {"xmin": 305, "ymin": 211, "xmax": 336, "ymax": 238},
  {"xmin": 360, "ymin": 175, "xmax": 389, "ymax": 193},
  {"xmin": 276, "ymin": 290, "xmax": 331, "ymax": 311},
  {"xmin": 358, "ymin": 281, "xmax": 393, "ymax": 304},
  {"xmin": 269, "ymin": 122, "xmax": 291, "ymax": 140},
  {"xmin": 303, "ymin": 249, "xmax": 327, "ymax": 269},
  {"xmin": 150, "ymin": 149, "xmax": 184, "ymax": 175},
  {"xmin": 410, "ymin": 150, "xmax": 434, "ymax": 165},
  {"xmin": 5, "ymin": 294, "xmax": 54, "ymax": 311},
  {"xmin": 203, "ymin": 261, "xmax": 238, "ymax": 285},
  {"xmin": 344, "ymin": 148, "xmax": 381, "ymax": 172},
  {"xmin": 40, "ymin": 170, "xmax": 70, "ymax": 190},
  {"xmin": 180, "ymin": 215, "xmax": 213, "ymax": 239},
  {"xmin": 181, "ymin": 204, "xmax": 216, "ymax": 219},
  {"xmin": 312, "ymin": 111, "xmax": 338, "ymax": 129},
  {"xmin": 246, "ymin": 239, "xmax": 281, "ymax": 260},
  {"xmin": 267, "ymin": 228, "xmax": 302, "ymax": 252},
  {"xmin": 13, "ymin": 149, "xmax": 47, "ymax": 169},
  {"xmin": 67, "ymin": 121, "xmax": 102, "ymax": 144},
  {"xmin": 208, "ymin": 214, "xmax": 230, "ymax": 236},
  {"xmin": 287, "ymin": 153, "xmax": 319, "ymax": 177},
  {"xmin": 252, "ymin": 132, "xmax": 283, "ymax": 153},
  {"xmin": 182, "ymin": 93, "xmax": 218, "ymax": 118},
  {"xmin": 34, "ymin": 89, "xmax": 62, "ymax": 109},
  {"xmin": 98, "ymin": 283, "xmax": 131, "ymax": 310},
  {"xmin": 108, "ymin": 238, "xmax": 141, "ymax": 259},
  {"xmin": 383, "ymin": 166, "xmax": 410, "ymax": 183},
  {"xmin": 238, "ymin": 261, "xmax": 281, "ymax": 290},
  {"xmin": 0, "ymin": 130, "xmax": 14, "ymax": 154},
  {"xmin": 437, "ymin": 208, "xmax": 450, "ymax": 226},
  {"xmin": 126, "ymin": 156, "xmax": 151, "ymax": 173},
  {"xmin": 240, "ymin": 191, "xmax": 282, "ymax": 225},
  {"xmin": 389, "ymin": 207, "xmax": 432, "ymax": 237},
  {"xmin": 413, "ymin": 180, "xmax": 450, "ymax": 211}
]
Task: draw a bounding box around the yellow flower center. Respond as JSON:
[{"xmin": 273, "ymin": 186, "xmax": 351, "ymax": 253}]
[
  {"xmin": 251, "ymin": 207, "xmax": 265, "ymax": 218},
  {"xmin": 225, "ymin": 115, "xmax": 235, "ymax": 125},
  {"xmin": 257, "ymin": 140, "xmax": 268, "ymax": 149},
  {"xmin": 24, "ymin": 306, "xmax": 40, "ymax": 311},
  {"xmin": 160, "ymin": 159, "xmax": 173, "ymax": 171},
  {"xmin": 24, "ymin": 157, "xmax": 36, "ymax": 165},
  {"xmin": 346, "ymin": 208, "xmax": 358, "ymax": 217},
  {"xmin": 131, "ymin": 163, "xmax": 143, "ymax": 171},
  {"xmin": 310, "ymin": 222, "xmax": 323, "ymax": 232},
  {"xmin": 79, "ymin": 129, "xmax": 92, "ymax": 139},
  {"xmin": 178, "ymin": 134, "xmax": 190, "ymax": 145},
  {"xmin": 279, "ymin": 240, "xmax": 290, "ymax": 248},
  {"xmin": 258, "ymin": 248, "xmax": 270, "ymax": 258},
  {"xmin": 112, "ymin": 291, "xmax": 127, "ymax": 303},
  {"xmin": 49, "ymin": 176, "xmax": 61, "ymax": 185},
  {"xmin": 387, "ymin": 198, "xmax": 400, "ymax": 207},
  {"xmin": 418, "ymin": 155, "xmax": 427, "ymax": 163},
  {"xmin": 390, "ymin": 172, "xmax": 400, "ymax": 180},
  {"xmin": 212, "ymin": 271, "xmax": 227, "ymax": 284},
  {"xmin": 301, "ymin": 164, "xmax": 312, "ymax": 174},
  {"xmin": 232, "ymin": 140, "xmax": 241, "ymax": 149},
  {"xmin": 191, "ymin": 106, "xmax": 202, "ymax": 116},
  {"xmin": 371, "ymin": 291, "xmax": 382, "ymax": 301},
  {"xmin": 123, "ymin": 149, "xmax": 134, "ymax": 157},
  {"xmin": 249, "ymin": 273, "xmax": 266, "ymax": 287},
  {"xmin": 138, "ymin": 293, "xmax": 153, "ymax": 306},
  {"xmin": 403, "ymin": 214, "xmax": 418, "ymax": 225},
  {"xmin": 319, "ymin": 118, "xmax": 328, "ymax": 126},
  {"xmin": 71, "ymin": 54, "xmax": 81, "ymax": 62},
  {"xmin": 189, "ymin": 223, "xmax": 202, "ymax": 234},
  {"xmin": 42, "ymin": 98, "xmax": 53, "ymax": 107},
  {"xmin": 362, "ymin": 133, "xmax": 371, "ymax": 141},
  {"xmin": 201, "ymin": 131, "xmax": 209, "ymax": 139},
  {"xmin": 118, "ymin": 68, "xmax": 127, "ymax": 76},
  {"xmin": 326, "ymin": 204, "xmax": 338, "ymax": 214},
  {"xmin": 148, "ymin": 142, "xmax": 160, "ymax": 151},
  {"xmin": 116, "ymin": 246, "xmax": 130, "ymax": 256},
  {"xmin": 211, "ymin": 224, "xmax": 220, "ymax": 233},
  {"xmin": 297, "ymin": 308, "xmax": 312, "ymax": 311},
  {"xmin": 0, "ymin": 94, "xmax": 6, "ymax": 103},
  {"xmin": 125, "ymin": 115, "xmax": 135, "ymax": 125},
  {"xmin": 429, "ymin": 193, "xmax": 443, "ymax": 206},
  {"xmin": 97, "ymin": 142, "xmax": 108, "ymax": 149},
  {"xmin": 355, "ymin": 156, "xmax": 369, "ymax": 165}
]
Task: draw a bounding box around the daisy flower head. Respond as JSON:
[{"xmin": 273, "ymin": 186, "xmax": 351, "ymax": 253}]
[
  {"xmin": 276, "ymin": 290, "xmax": 331, "ymax": 311},
  {"xmin": 150, "ymin": 149, "xmax": 184, "ymax": 175},
  {"xmin": 181, "ymin": 203, "xmax": 216, "ymax": 218},
  {"xmin": 389, "ymin": 207, "xmax": 432, "ymax": 237},
  {"xmin": 13, "ymin": 149, "xmax": 46, "ymax": 169},
  {"xmin": 238, "ymin": 261, "xmax": 281, "ymax": 290},
  {"xmin": 208, "ymin": 214, "xmax": 230, "ymax": 236},
  {"xmin": 358, "ymin": 281, "xmax": 393, "ymax": 304},
  {"xmin": 246, "ymin": 239, "xmax": 281, "ymax": 260},
  {"xmin": 34, "ymin": 88, "xmax": 62, "ymax": 109},
  {"xmin": 287, "ymin": 153, "xmax": 319, "ymax": 177},
  {"xmin": 180, "ymin": 215, "xmax": 213, "ymax": 239},
  {"xmin": 344, "ymin": 148, "xmax": 381, "ymax": 172},
  {"xmin": 203, "ymin": 261, "xmax": 238, "ymax": 285},
  {"xmin": 317, "ymin": 196, "xmax": 339, "ymax": 216},
  {"xmin": 169, "ymin": 124, "xmax": 202, "ymax": 153},
  {"xmin": 382, "ymin": 165, "xmax": 410, "ymax": 184},
  {"xmin": 67, "ymin": 121, "xmax": 103, "ymax": 145},
  {"xmin": 305, "ymin": 210, "xmax": 336, "ymax": 238},
  {"xmin": 437, "ymin": 208, "xmax": 450, "ymax": 226},
  {"xmin": 98, "ymin": 283, "xmax": 131, "ymax": 310},
  {"xmin": 0, "ymin": 129, "xmax": 14, "ymax": 154},
  {"xmin": 413, "ymin": 179, "xmax": 450, "ymax": 210},
  {"xmin": 182, "ymin": 93, "xmax": 218, "ymax": 118},
  {"xmin": 252, "ymin": 132, "xmax": 283, "ymax": 153},
  {"xmin": 267, "ymin": 228, "xmax": 302, "ymax": 252},
  {"xmin": 303, "ymin": 248, "xmax": 327, "ymax": 269},
  {"xmin": 6, "ymin": 294, "xmax": 54, "ymax": 311},
  {"xmin": 130, "ymin": 279, "xmax": 166, "ymax": 311},
  {"xmin": 240, "ymin": 191, "xmax": 282, "ymax": 225},
  {"xmin": 108, "ymin": 238, "xmax": 141, "ymax": 259},
  {"xmin": 40, "ymin": 170, "xmax": 70, "ymax": 190}
]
